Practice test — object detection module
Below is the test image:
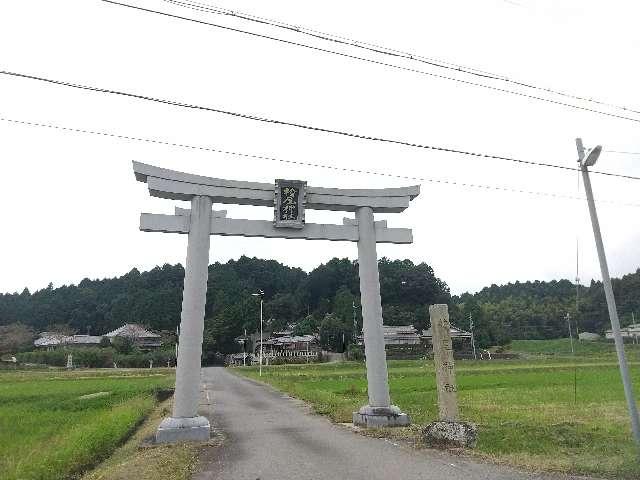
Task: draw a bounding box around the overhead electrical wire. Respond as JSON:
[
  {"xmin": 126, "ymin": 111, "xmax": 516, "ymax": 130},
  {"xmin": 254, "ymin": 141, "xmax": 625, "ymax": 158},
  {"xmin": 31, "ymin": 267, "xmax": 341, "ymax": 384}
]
[
  {"xmin": 2, "ymin": 115, "xmax": 639, "ymax": 208},
  {"xmin": 2, "ymin": 69, "xmax": 639, "ymax": 182},
  {"xmin": 604, "ymin": 150, "xmax": 640, "ymax": 156},
  {"xmin": 163, "ymin": 0, "xmax": 640, "ymax": 117},
  {"xmin": 97, "ymin": 0, "xmax": 640, "ymax": 125}
]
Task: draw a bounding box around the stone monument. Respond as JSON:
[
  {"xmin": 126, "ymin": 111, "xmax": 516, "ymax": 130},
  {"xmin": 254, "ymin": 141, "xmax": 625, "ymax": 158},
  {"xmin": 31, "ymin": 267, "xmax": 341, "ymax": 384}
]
[
  {"xmin": 132, "ymin": 161, "xmax": 420, "ymax": 442},
  {"xmin": 423, "ymin": 304, "xmax": 477, "ymax": 448}
]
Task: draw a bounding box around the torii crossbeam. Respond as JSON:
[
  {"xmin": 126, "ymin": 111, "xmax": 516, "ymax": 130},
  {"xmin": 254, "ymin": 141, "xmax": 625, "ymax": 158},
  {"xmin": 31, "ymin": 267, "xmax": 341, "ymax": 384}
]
[{"xmin": 133, "ymin": 161, "xmax": 419, "ymax": 442}]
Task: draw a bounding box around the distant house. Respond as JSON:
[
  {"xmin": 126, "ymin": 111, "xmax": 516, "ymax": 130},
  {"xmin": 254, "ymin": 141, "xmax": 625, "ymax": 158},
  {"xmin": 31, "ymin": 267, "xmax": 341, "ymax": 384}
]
[
  {"xmin": 421, "ymin": 324, "xmax": 473, "ymax": 342},
  {"xmin": 34, "ymin": 324, "xmax": 162, "ymax": 350},
  {"xmin": 254, "ymin": 331, "xmax": 320, "ymax": 362},
  {"xmin": 605, "ymin": 323, "xmax": 640, "ymax": 342},
  {"xmin": 355, "ymin": 325, "xmax": 421, "ymax": 346},
  {"xmin": 105, "ymin": 324, "xmax": 162, "ymax": 349},
  {"xmin": 421, "ymin": 324, "xmax": 474, "ymax": 354},
  {"xmin": 34, "ymin": 333, "xmax": 103, "ymax": 350},
  {"xmin": 383, "ymin": 325, "xmax": 421, "ymax": 345}
]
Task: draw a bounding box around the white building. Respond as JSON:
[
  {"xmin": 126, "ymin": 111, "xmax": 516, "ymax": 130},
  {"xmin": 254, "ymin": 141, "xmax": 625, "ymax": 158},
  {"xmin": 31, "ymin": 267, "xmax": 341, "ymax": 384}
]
[
  {"xmin": 34, "ymin": 332, "xmax": 103, "ymax": 349},
  {"xmin": 605, "ymin": 323, "xmax": 640, "ymax": 342}
]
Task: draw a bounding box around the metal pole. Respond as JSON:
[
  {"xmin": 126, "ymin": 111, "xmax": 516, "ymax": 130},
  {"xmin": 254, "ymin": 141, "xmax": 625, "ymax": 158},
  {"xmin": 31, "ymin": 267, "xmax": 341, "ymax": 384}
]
[
  {"xmin": 259, "ymin": 298, "xmax": 263, "ymax": 377},
  {"xmin": 353, "ymin": 301, "xmax": 358, "ymax": 343},
  {"xmin": 578, "ymin": 138, "xmax": 640, "ymax": 446},
  {"xmin": 566, "ymin": 312, "xmax": 577, "ymax": 403},
  {"xmin": 470, "ymin": 313, "xmax": 477, "ymax": 360},
  {"xmin": 566, "ymin": 313, "xmax": 575, "ymax": 355}
]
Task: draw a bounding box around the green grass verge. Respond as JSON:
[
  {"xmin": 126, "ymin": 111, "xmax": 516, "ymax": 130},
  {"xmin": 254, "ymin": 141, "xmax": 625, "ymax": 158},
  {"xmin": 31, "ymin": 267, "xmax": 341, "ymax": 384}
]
[
  {"xmin": 508, "ymin": 338, "xmax": 640, "ymax": 356},
  {"xmin": 82, "ymin": 398, "xmax": 198, "ymax": 480},
  {"xmin": 235, "ymin": 358, "xmax": 640, "ymax": 478},
  {"xmin": 0, "ymin": 368, "xmax": 174, "ymax": 480}
]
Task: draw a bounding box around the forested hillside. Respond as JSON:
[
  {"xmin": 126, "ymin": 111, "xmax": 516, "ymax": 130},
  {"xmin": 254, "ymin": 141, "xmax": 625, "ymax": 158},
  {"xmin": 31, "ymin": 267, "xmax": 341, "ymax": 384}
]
[
  {"xmin": 0, "ymin": 257, "xmax": 449, "ymax": 356},
  {"xmin": 1, "ymin": 257, "xmax": 638, "ymax": 356},
  {"xmin": 456, "ymin": 270, "xmax": 640, "ymax": 346}
]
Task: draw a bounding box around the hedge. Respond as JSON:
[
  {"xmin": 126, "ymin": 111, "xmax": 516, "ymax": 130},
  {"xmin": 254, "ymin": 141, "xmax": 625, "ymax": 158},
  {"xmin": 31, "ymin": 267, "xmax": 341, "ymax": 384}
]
[{"xmin": 16, "ymin": 348, "xmax": 176, "ymax": 368}]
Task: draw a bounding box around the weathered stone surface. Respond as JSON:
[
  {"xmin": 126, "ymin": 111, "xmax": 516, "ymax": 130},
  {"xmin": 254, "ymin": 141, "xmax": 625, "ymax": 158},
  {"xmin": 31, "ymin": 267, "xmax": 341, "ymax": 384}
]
[
  {"xmin": 429, "ymin": 304, "xmax": 459, "ymax": 422},
  {"xmin": 422, "ymin": 420, "xmax": 477, "ymax": 448},
  {"xmin": 155, "ymin": 415, "xmax": 210, "ymax": 444},
  {"xmin": 352, "ymin": 404, "xmax": 411, "ymax": 427}
]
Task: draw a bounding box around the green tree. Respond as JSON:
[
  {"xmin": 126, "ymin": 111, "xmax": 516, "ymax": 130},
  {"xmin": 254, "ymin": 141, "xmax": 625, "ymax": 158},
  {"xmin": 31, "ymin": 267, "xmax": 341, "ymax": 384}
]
[
  {"xmin": 319, "ymin": 313, "xmax": 349, "ymax": 352},
  {"xmin": 0, "ymin": 323, "xmax": 35, "ymax": 354}
]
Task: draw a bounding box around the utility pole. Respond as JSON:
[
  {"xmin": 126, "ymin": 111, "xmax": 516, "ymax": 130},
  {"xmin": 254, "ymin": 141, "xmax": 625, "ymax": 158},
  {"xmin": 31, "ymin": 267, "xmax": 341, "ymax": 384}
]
[
  {"xmin": 352, "ymin": 301, "xmax": 358, "ymax": 343},
  {"xmin": 575, "ymin": 248, "xmax": 581, "ymax": 340},
  {"xmin": 566, "ymin": 312, "xmax": 577, "ymax": 403},
  {"xmin": 577, "ymin": 137, "xmax": 640, "ymax": 448},
  {"xmin": 566, "ymin": 313, "xmax": 575, "ymax": 355},
  {"xmin": 252, "ymin": 290, "xmax": 264, "ymax": 377},
  {"xmin": 469, "ymin": 313, "xmax": 477, "ymax": 360}
]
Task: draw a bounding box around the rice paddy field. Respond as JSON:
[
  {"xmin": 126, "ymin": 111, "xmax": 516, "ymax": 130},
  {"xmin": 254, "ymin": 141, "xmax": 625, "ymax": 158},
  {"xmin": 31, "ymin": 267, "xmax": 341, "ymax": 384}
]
[
  {"xmin": 237, "ymin": 349, "xmax": 640, "ymax": 479},
  {"xmin": 0, "ymin": 368, "xmax": 174, "ymax": 480}
]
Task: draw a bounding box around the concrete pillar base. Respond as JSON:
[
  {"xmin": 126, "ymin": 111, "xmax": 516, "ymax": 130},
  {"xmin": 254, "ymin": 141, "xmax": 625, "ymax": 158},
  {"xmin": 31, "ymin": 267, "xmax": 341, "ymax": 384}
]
[
  {"xmin": 155, "ymin": 415, "xmax": 210, "ymax": 444},
  {"xmin": 352, "ymin": 405, "xmax": 410, "ymax": 428}
]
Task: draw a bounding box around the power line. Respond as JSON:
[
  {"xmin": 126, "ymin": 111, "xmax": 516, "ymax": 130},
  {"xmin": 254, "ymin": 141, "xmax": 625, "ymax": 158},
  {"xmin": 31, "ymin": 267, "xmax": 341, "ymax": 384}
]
[
  {"xmin": 2, "ymin": 115, "xmax": 639, "ymax": 208},
  {"xmin": 163, "ymin": 0, "xmax": 500, "ymax": 76},
  {"xmin": 164, "ymin": 0, "xmax": 640, "ymax": 117},
  {"xmin": 97, "ymin": 0, "xmax": 640, "ymax": 125},
  {"xmin": 604, "ymin": 150, "xmax": 640, "ymax": 156},
  {"xmin": 2, "ymin": 69, "xmax": 640, "ymax": 182}
]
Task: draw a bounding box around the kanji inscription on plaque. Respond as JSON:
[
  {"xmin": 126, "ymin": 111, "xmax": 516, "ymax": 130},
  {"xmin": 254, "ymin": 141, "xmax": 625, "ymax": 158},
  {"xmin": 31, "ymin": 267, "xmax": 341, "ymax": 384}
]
[{"xmin": 274, "ymin": 179, "xmax": 306, "ymax": 228}]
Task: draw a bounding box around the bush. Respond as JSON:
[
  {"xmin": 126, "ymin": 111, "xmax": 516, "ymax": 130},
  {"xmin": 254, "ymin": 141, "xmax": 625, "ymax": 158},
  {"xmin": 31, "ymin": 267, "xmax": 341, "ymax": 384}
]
[
  {"xmin": 347, "ymin": 344, "xmax": 364, "ymax": 361},
  {"xmin": 267, "ymin": 355, "xmax": 320, "ymax": 365},
  {"xmin": 17, "ymin": 347, "xmax": 176, "ymax": 369},
  {"xmin": 16, "ymin": 348, "xmax": 114, "ymax": 368},
  {"xmin": 113, "ymin": 349, "xmax": 176, "ymax": 368},
  {"xmin": 111, "ymin": 336, "xmax": 134, "ymax": 354}
]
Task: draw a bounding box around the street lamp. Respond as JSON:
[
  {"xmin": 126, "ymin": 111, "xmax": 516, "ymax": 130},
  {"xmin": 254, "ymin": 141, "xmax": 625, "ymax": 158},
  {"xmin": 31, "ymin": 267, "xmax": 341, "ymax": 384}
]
[
  {"xmin": 252, "ymin": 289, "xmax": 265, "ymax": 377},
  {"xmin": 577, "ymin": 138, "xmax": 640, "ymax": 447}
]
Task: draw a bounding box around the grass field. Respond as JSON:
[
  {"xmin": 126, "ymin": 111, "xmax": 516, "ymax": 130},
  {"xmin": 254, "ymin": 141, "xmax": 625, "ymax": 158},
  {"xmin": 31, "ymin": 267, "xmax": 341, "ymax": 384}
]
[
  {"xmin": 0, "ymin": 368, "xmax": 174, "ymax": 480},
  {"xmin": 237, "ymin": 356, "xmax": 640, "ymax": 478},
  {"xmin": 82, "ymin": 397, "xmax": 199, "ymax": 480},
  {"xmin": 508, "ymin": 338, "xmax": 640, "ymax": 356}
]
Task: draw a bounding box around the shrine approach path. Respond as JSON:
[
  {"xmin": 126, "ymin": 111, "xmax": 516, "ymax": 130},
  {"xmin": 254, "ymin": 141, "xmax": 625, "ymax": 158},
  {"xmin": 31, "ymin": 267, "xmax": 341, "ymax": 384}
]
[{"xmin": 193, "ymin": 367, "xmax": 590, "ymax": 480}]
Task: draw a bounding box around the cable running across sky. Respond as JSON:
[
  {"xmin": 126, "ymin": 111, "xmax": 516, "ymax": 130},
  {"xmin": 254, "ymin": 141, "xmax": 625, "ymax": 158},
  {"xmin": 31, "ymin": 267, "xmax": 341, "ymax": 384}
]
[
  {"xmin": 2, "ymin": 115, "xmax": 639, "ymax": 208},
  {"xmin": 97, "ymin": 0, "xmax": 640, "ymax": 125},
  {"xmin": 2, "ymin": 69, "xmax": 639, "ymax": 182},
  {"xmin": 162, "ymin": 0, "xmax": 640, "ymax": 117}
]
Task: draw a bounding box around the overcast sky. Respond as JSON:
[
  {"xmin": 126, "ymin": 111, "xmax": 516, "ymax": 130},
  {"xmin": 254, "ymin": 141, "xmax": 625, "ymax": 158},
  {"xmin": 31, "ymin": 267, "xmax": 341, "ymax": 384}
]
[{"xmin": 1, "ymin": 0, "xmax": 639, "ymax": 296}]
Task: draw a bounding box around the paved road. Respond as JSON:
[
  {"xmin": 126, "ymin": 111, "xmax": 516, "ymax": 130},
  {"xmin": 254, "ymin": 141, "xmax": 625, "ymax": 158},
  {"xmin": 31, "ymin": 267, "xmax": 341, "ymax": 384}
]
[{"xmin": 194, "ymin": 367, "xmax": 588, "ymax": 480}]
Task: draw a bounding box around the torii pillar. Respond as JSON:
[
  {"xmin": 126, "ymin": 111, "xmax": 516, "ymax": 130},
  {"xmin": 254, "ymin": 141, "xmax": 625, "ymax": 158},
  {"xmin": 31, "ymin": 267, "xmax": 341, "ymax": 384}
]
[
  {"xmin": 156, "ymin": 195, "xmax": 212, "ymax": 442},
  {"xmin": 352, "ymin": 206, "xmax": 410, "ymax": 427}
]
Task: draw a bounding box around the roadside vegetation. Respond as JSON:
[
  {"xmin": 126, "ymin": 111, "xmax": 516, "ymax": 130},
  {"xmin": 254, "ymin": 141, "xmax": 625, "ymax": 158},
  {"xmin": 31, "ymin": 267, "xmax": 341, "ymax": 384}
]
[
  {"xmin": 236, "ymin": 351, "xmax": 640, "ymax": 478},
  {"xmin": 0, "ymin": 368, "xmax": 174, "ymax": 480},
  {"xmin": 82, "ymin": 397, "xmax": 198, "ymax": 480},
  {"xmin": 508, "ymin": 338, "xmax": 639, "ymax": 356}
]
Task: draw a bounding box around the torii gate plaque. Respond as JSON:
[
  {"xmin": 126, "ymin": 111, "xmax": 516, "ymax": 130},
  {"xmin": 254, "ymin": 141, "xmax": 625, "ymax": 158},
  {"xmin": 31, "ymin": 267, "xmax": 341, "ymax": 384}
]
[{"xmin": 133, "ymin": 161, "xmax": 418, "ymax": 442}]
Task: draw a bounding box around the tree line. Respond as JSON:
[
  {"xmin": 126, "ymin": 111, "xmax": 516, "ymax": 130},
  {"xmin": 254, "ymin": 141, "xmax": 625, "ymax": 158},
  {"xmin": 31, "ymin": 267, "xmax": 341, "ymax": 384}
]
[{"xmin": 1, "ymin": 256, "xmax": 638, "ymax": 357}]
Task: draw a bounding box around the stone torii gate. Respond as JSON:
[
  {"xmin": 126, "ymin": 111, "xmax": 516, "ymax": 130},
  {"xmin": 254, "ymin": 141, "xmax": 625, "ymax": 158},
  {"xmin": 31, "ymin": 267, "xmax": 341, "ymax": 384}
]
[{"xmin": 132, "ymin": 161, "xmax": 419, "ymax": 442}]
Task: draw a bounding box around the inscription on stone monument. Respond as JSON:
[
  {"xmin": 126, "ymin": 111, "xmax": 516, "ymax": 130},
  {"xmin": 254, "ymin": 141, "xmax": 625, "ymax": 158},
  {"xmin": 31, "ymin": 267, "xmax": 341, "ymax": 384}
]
[
  {"xmin": 274, "ymin": 179, "xmax": 306, "ymax": 228},
  {"xmin": 429, "ymin": 304, "xmax": 459, "ymax": 421}
]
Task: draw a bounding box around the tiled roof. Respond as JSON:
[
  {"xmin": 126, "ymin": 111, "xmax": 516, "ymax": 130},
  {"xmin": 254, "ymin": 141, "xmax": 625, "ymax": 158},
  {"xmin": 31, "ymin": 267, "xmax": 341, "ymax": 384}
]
[
  {"xmin": 421, "ymin": 324, "xmax": 472, "ymax": 338},
  {"xmin": 105, "ymin": 324, "xmax": 161, "ymax": 338},
  {"xmin": 34, "ymin": 334, "xmax": 103, "ymax": 346}
]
